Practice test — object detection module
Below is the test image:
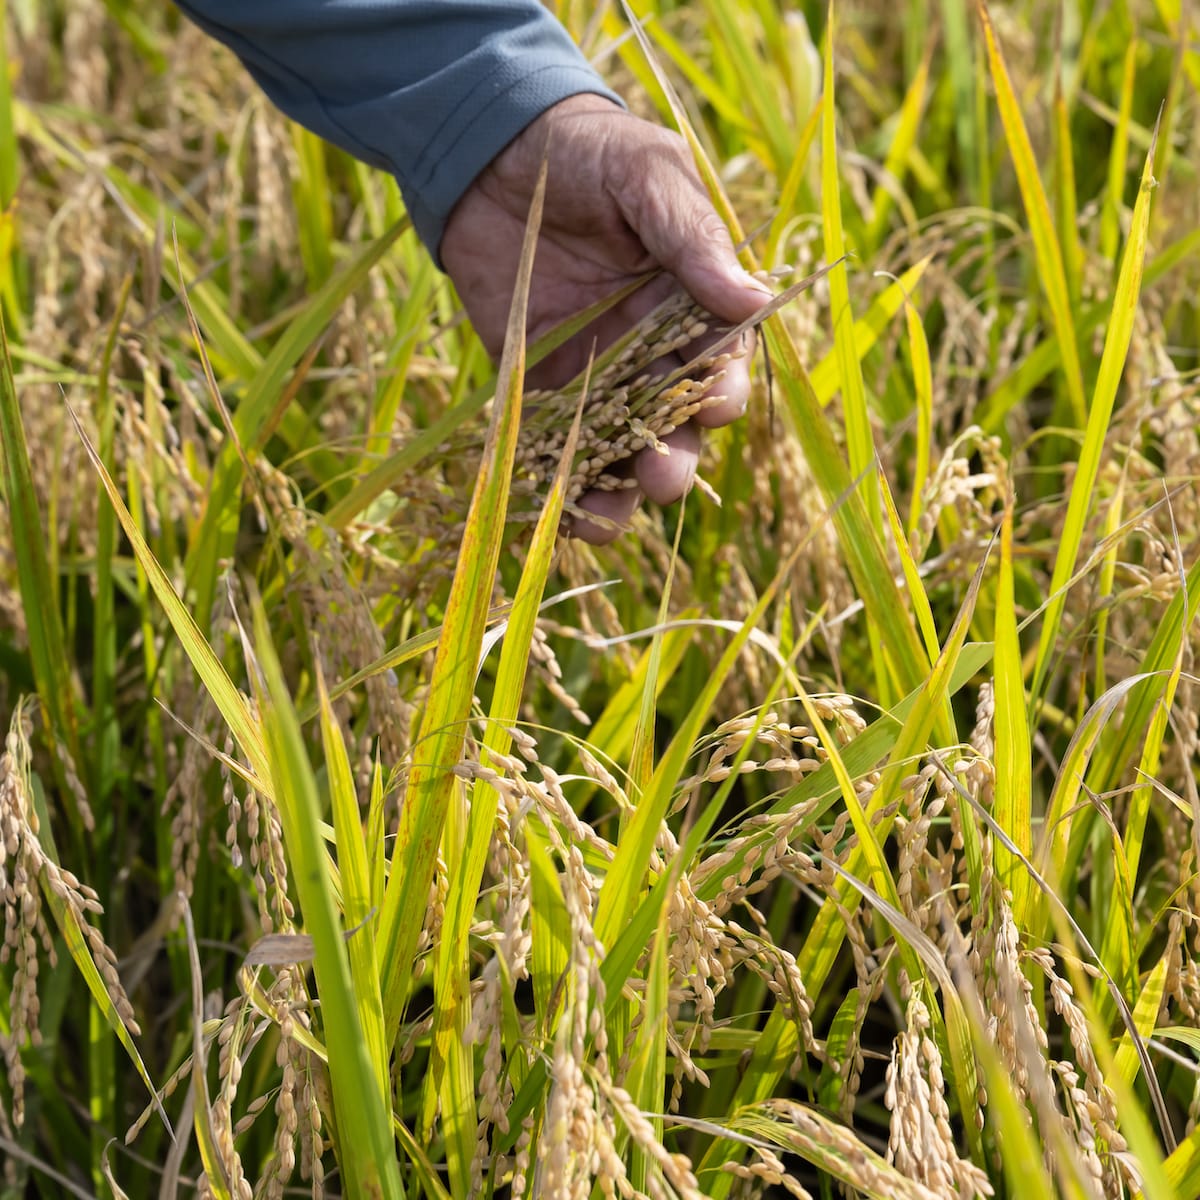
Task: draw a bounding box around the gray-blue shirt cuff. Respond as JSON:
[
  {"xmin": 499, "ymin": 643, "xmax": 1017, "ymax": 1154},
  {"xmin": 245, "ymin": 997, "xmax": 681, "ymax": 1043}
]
[{"xmin": 174, "ymin": 1, "xmax": 625, "ymax": 262}]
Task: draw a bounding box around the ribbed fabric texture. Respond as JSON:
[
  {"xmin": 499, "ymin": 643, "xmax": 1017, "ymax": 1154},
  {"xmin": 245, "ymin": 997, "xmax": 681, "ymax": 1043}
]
[{"xmin": 175, "ymin": 0, "xmax": 624, "ymax": 260}]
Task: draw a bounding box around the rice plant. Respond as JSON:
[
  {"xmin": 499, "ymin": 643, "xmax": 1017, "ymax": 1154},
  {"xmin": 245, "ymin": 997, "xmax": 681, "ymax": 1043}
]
[{"xmin": 3, "ymin": 1, "xmax": 1200, "ymax": 1197}]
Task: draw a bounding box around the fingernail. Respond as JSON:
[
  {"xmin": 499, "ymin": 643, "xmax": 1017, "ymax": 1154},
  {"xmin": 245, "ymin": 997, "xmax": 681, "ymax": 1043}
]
[{"xmin": 737, "ymin": 267, "xmax": 774, "ymax": 297}]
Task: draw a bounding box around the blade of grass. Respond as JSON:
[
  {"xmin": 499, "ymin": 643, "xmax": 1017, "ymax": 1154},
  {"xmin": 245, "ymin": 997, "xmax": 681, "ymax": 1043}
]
[
  {"xmin": 290, "ymin": 125, "xmax": 334, "ymax": 286},
  {"xmin": 940, "ymin": 0, "xmax": 980, "ymax": 198},
  {"xmin": 699, "ymin": 0, "xmax": 794, "ymax": 174},
  {"xmin": 250, "ymin": 597, "xmax": 403, "ymax": 1200},
  {"xmin": 808, "ymin": 257, "xmax": 931, "ymax": 407},
  {"xmin": 1052, "ymin": 67, "xmax": 1083, "ymax": 313},
  {"xmin": 993, "ymin": 493, "xmax": 1034, "ymax": 926},
  {"xmin": 178, "ymin": 898, "xmax": 232, "ymax": 1200},
  {"xmin": 821, "ymin": 2, "xmax": 876, "ymax": 531},
  {"xmin": 628, "ymin": 503, "xmax": 686, "ymax": 807},
  {"xmin": 185, "ymin": 219, "xmax": 407, "ymax": 630},
  {"xmin": 901, "ymin": 287, "xmax": 934, "ymax": 539},
  {"xmin": 0, "ymin": 0, "xmax": 21, "ymax": 333},
  {"xmin": 1101, "ymin": 40, "xmax": 1138, "ymax": 264},
  {"xmin": 425, "ymin": 370, "xmax": 589, "ymax": 1196},
  {"xmin": 528, "ymin": 816, "xmax": 571, "ymax": 1032},
  {"xmin": 365, "ymin": 257, "xmax": 436, "ymax": 458},
  {"xmin": 1032, "ymin": 670, "xmax": 1159, "ymax": 936},
  {"xmin": 0, "ymin": 310, "xmax": 83, "ymax": 770},
  {"xmin": 1085, "ymin": 549, "xmax": 1200, "ymax": 801},
  {"xmin": 367, "ymin": 755, "xmax": 387, "ymax": 916},
  {"xmin": 1029, "ymin": 117, "xmax": 1159, "ymax": 705},
  {"xmin": 316, "ymin": 665, "xmax": 388, "ymax": 1105},
  {"xmin": 977, "ymin": 0, "xmax": 1087, "ymax": 427},
  {"xmin": 763, "ymin": 96, "xmax": 822, "ymax": 269},
  {"xmin": 376, "ymin": 160, "xmax": 548, "ymax": 1039},
  {"xmin": 1098, "ymin": 497, "xmax": 1191, "ymax": 982},
  {"xmin": 90, "ymin": 275, "xmax": 131, "ymax": 806},
  {"xmin": 1109, "ymin": 949, "xmax": 1170, "ymax": 1092},
  {"xmin": 628, "ymin": 905, "xmax": 669, "ymax": 1194},
  {"xmin": 620, "ymin": 0, "xmax": 937, "ymax": 716},
  {"xmin": 1166, "ymin": 1126, "xmax": 1200, "ymax": 1198},
  {"xmin": 70, "ymin": 408, "xmax": 271, "ymax": 787},
  {"xmin": 866, "ymin": 45, "xmax": 931, "ymax": 249}
]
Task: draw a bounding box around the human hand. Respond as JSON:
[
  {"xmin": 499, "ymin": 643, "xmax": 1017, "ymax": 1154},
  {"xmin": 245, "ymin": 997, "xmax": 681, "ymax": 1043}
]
[{"xmin": 441, "ymin": 94, "xmax": 772, "ymax": 544}]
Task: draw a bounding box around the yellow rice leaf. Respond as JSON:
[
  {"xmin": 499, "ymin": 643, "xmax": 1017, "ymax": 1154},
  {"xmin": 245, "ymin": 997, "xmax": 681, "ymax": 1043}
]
[
  {"xmin": 808, "ymin": 256, "xmax": 931, "ymax": 407},
  {"xmin": 993, "ymin": 497, "xmax": 1034, "ymax": 927},
  {"xmin": 867, "ymin": 44, "xmax": 931, "ymax": 246},
  {"xmin": 1109, "ymin": 951, "xmax": 1170, "ymax": 1091},
  {"xmin": 977, "ymin": 0, "xmax": 1087, "ymax": 427},
  {"xmin": 71, "ymin": 408, "xmax": 270, "ymax": 787}
]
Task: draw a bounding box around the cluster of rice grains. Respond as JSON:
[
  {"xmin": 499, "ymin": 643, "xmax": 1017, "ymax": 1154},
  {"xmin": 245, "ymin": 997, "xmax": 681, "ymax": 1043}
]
[
  {"xmin": 0, "ymin": 702, "xmax": 139, "ymax": 1146},
  {"xmin": 508, "ymin": 286, "xmax": 756, "ymax": 534}
]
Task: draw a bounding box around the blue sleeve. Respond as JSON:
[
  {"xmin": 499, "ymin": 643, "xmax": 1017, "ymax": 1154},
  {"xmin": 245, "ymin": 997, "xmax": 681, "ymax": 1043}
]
[{"xmin": 173, "ymin": 0, "xmax": 625, "ymax": 262}]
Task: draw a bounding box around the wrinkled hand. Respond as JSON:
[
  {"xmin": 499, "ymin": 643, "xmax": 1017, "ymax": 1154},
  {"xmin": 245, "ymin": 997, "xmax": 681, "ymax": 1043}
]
[{"xmin": 441, "ymin": 94, "xmax": 772, "ymax": 544}]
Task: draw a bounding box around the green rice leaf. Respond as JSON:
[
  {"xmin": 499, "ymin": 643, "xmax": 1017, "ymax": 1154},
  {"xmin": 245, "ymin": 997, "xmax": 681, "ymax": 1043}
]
[
  {"xmin": 425, "ymin": 368, "xmax": 588, "ymax": 1197},
  {"xmin": 317, "ymin": 666, "xmax": 388, "ymax": 1104},
  {"xmin": 1029, "ymin": 118, "xmax": 1158, "ymax": 703},
  {"xmin": 1166, "ymin": 1126, "xmax": 1200, "ymax": 1199},
  {"xmin": 185, "ymin": 220, "xmax": 408, "ymax": 629},
  {"xmin": 820, "ymin": 3, "xmax": 875, "ymax": 530},
  {"xmin": 699, "ymin": 0, "xmax": 793, "ymax": 174},
  {"xmin": 528, "ymin": 819, "xmax": 571, "ymax": 1032},
  {"xmin": 0, "ymin": 310, "xmax": 82, "ymax": 766},
  {"xmin": 251, "ymin": 597, "xmax": 403, "ymax": 1200},
  {"xmin": 627, "ymin": 905, "xmax": 669, "ymax": 1194},
  {"xmin": 1101, "ymin": 41, "xmax": 1138, "ymax": 264},
  {"xmin": 376, "ymin": 161, "xmax": 547, "ymax": 1039},
  {"xmin": 1033, "ymin": 670, "xmax": 1158, "ymax": 937}
]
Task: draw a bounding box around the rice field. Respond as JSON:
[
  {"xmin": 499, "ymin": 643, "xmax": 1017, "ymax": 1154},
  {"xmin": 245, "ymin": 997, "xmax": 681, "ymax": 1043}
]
[{"xmin": 3, "ymin": 1, "xmax": 1200, "ymax": 1197}]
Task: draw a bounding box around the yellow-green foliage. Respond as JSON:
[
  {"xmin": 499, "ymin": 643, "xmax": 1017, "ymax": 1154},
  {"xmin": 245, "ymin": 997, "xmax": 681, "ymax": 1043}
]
[{"xmin": 2, "ymin": 2, "xmax": 1200, "ymax": 1197}]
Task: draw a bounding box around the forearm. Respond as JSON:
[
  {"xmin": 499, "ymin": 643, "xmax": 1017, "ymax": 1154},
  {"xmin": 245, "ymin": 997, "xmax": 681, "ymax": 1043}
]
[{"xmin": 174, "ymin": 0, "xmax": 623, "ymax": 259}]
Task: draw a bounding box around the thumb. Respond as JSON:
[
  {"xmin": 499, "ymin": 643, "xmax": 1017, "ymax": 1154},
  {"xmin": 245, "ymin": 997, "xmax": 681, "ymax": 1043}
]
[{"xmin": 614, "ymin": 143, "xmax": 772, "ymax": 324}]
